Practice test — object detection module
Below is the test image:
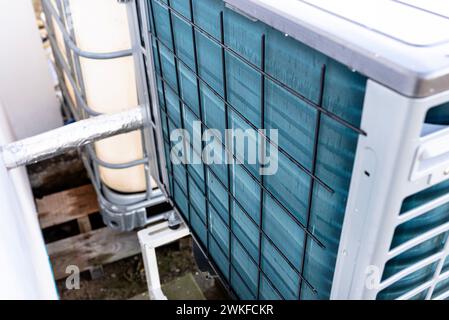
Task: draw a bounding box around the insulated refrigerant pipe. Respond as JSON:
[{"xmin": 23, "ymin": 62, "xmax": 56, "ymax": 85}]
[{"xmin": 1, "ymin": 106, "xmax": 144, "ymax": 169}]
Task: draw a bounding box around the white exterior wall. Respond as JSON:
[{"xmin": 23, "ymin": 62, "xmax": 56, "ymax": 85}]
[
  {"xmin": 0, "ymin": 102, "xmax": 58, "ymax": 300},
  {"xmin": 0, "ymin": 0, "xmax": 62, "ymax": 140}
]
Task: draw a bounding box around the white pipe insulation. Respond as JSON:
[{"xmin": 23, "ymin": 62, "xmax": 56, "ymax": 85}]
[{"xmin": 1, "ymin": 106, "xmax": 144, "ymax": 169}]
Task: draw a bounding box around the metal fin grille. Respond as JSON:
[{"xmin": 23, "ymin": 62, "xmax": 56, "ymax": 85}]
[
  {"xmin": 139, "ymin": 0, "xmax": 366, "ymax": 300},
  {"xmin": 379, "ymin": 179, "xmax": 449, "ymax": 300}
]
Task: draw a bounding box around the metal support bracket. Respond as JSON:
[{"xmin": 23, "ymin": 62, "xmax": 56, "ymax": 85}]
[{"xmin": 137, "ymin": 212, "xmax": 190, "ymax": 300}]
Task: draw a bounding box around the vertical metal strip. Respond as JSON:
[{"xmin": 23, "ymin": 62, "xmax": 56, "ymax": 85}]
[
  {"xmin": 125, "ymin": 0, "xmax": 155, "ymax": 202},
  {"xmin": 148, "ymin": 0, "xmax": 173, "ymax": 194},
  {"xmin": 256, "ymin": 34, "xmax": 266, "ymax": 299},
  {"xmin": 141, "ymin": 0, "xmax": 171, "ymax": 196},
  {"xmin": 41, "ymin": 1, "xmax": 72, "ymax": 120},
  {"xmin": 61, "ymin": 0, "xmax": 87, "ymax": 119},
  {"xmin": 56, "ymin": 1, "xmax": 75, "ymax": 85},
  {"xmin": 167, "ymin": 0, "xmax": 192, "ymax": 226},
  {"xmin": 298, "ymin": 64, "xmax": 327, "ymax": 298},
  {"xmin": 220, "ymin": 11, "xmax": 233, "ymax": 280},
  {"xmin": 189, "ymin": 0, "xmax": 210, "ymax": 257}
]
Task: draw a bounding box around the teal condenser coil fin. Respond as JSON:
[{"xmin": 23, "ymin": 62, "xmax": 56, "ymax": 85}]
[
  {"xmin": 137, "ymin": 0, "xmax": 449, "ymax": 299},
  {"xmin": 147, "ymin": 0, "xmax": 364, "ymax": 300},
  {"xmin": 426, "ymin": 102, "xmax": 449, "ymax": 125}
]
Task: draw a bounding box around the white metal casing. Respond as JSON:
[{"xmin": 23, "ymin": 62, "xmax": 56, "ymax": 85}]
[{"xmin": 331, "ymin": 81, "xmax": 449, "ymax": 299}]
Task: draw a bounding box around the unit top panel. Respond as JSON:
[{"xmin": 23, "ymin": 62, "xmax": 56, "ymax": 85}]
[{"xmin": 225, "ymin": 0, "xmax": 449, "ymax": 97}]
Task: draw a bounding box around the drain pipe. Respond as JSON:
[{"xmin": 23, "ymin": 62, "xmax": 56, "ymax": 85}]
[{"xmin": 1, "ymin": 106, "xmax": 144, "ymax": 169}]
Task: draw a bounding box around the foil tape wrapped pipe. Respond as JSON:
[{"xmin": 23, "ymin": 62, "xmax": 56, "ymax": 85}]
[{"xmin": 1, "ymin": 106, "xmax": 144, "ymax": 169}]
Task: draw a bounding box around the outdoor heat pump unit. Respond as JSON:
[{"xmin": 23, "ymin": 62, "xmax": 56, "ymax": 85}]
[
  {"xmin": 45, "ymin": 0, "xmax": 449, "ymax": 300},
  {"xmin": 139, "ymin": 0, "xmax": 449, "ymax": 300}
]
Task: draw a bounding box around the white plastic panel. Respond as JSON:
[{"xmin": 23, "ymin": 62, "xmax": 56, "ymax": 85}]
[
  {"xmin": 331, "ymin": 81, "xmax": 449, "ymax": 299},
  {"xmin": 411, "ymin": 128, "xmax": 449, "ymax": 183},
  {"xmin": 397, "ymin": 0, "xmax": 449, "ymax": 19},
  {"xmin": 302, "ymin": 0, "xmax": 449, "ymax": 46}
]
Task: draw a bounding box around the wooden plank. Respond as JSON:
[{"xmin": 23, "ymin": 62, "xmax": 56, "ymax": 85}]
[
  {"xmin": 75, "ymin": 216, "xmax": 107, "ymax": 280},
  {"xmin": 47, "ymin": 227, "xmax": 140, "ymax": 280},
  {"xmin": 77, "ymin": 216, "xmax": 92, "ymax": 234},
  {"xmin": 37, "ymin": 184, "xmax": 99, "ymax": 229}
]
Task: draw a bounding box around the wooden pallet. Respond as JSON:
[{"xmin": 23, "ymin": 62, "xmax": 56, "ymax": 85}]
[{"xmin": 37, "ymin": 184, "xmax": 141, "ymax": 280}]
